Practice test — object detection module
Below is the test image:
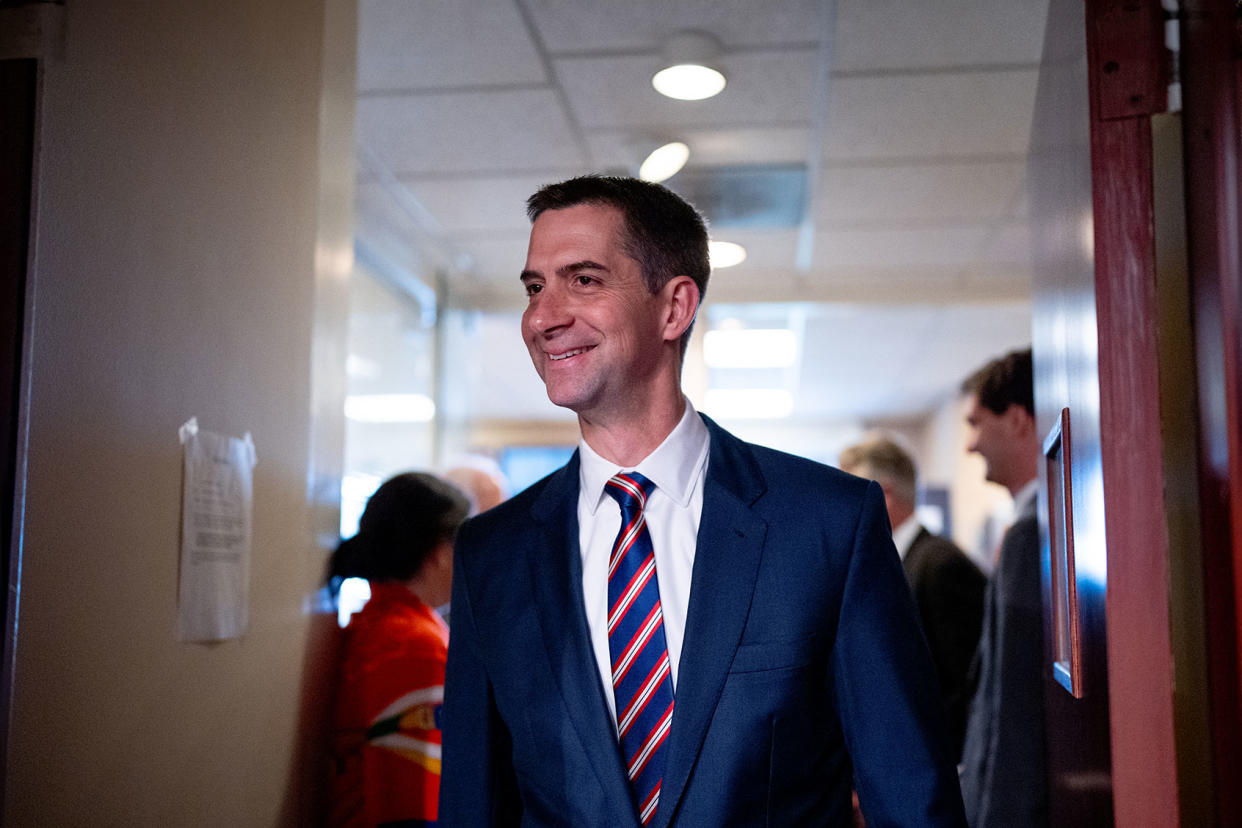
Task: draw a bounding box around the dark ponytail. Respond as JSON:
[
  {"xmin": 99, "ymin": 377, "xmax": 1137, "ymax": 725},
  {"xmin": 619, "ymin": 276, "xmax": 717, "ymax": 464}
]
[{"xmin": 328, "ymin": 472, "xmax": 469, "ymax": 587}]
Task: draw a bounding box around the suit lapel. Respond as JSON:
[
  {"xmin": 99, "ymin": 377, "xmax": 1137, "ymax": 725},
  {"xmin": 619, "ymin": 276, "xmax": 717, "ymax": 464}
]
[
  {"xmin": 654, "ymin": 417, "xmax": 768, "ymax": 828},
  {"xmin": 527, "ymin": 453, "xmax": 638, "ymax": 823}
]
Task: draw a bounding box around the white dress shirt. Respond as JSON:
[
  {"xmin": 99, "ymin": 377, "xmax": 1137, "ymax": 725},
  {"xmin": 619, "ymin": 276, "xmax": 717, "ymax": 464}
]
[
  {"xmin": 891, "ymin": 513, "xmax": 922, "ymax": 562},
  {"xmin": 1012, "ymin": 479, "xmax": 1039, "ymax": 522},
  {"xmin": 577, "ymin": 399, "xmax": 710, "ymax": 723}
]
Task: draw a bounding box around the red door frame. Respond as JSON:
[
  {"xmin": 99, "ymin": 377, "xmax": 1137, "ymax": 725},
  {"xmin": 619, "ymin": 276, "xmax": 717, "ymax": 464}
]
[{"xmin": 1082, "ymin": 1, "xmax": 1178, "ymax": 824}]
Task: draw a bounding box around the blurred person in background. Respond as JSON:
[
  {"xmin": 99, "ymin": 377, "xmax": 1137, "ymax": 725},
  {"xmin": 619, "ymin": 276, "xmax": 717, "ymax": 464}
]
[
  {"xmin": 443, "ymin": 455, "xmax": 510, "ymax": 516},
  {"xmin": 328, "ymin": 472, "xmax": 468, "ymax": 828},
  {"xmin": 839, "ymin": 434, "xmax": 985, "ymax": 761},
  {"xmin": 957, "ymin": 348, "xmax": 1047, "ymax": 828}
]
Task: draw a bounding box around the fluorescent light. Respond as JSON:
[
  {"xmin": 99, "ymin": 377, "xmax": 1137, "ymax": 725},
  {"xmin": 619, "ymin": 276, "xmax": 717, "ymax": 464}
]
[
  {"xmin": 704, "ymin": 329, "xmax": 798, "ymax": 368},
  {"xmin": 652, "ymin": 64, "xmax": 726, "ymax": 100},
  {"xmin": 639, "ymin": 141, "xmax": 689, "ymax": 183},
  {"xmin": 346, "ymin": 355, "xmax": 380, "ymax": 378},
  {"xmin": 704, "ymin": 389, "xmax": 794, "ymax": 419},
  {"xmin": 708, "ymin": 240, "xmax": 747, "ymax": 269},
  {"xmin": 344, "ymin": 393, "xmax": 436, "ymax": 423}
]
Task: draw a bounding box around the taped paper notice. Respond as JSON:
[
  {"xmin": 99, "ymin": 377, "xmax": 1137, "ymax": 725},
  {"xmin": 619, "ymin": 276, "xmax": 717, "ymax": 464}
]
[{"xmin": 177, "ymin": 417, "xmax": 257, "ymax": 642}]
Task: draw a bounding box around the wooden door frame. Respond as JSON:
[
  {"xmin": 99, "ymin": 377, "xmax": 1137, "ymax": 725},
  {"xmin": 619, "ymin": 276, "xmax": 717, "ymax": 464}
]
[{"xmin": 1078, "ymin": 2, "xmax": 1180, "ymax": 824}]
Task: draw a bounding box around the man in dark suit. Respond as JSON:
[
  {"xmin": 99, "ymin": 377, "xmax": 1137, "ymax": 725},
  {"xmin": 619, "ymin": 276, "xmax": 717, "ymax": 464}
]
[
  {"xmin": 957, "ymin": 349, "xmax": 1047, "ymax": 827},
  {"xmin": 439, "ymin": 175, "xmax": 966, "ymax": 827},
  {"xmin": 839, "ymin": 436, "xmax": 985, "ymax": 760}
]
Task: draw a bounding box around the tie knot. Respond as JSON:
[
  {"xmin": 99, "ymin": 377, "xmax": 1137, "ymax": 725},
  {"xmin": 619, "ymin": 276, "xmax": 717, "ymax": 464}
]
[{"xmin": 605, "ymin": 472, "xmax": 655, "ymax": 515}]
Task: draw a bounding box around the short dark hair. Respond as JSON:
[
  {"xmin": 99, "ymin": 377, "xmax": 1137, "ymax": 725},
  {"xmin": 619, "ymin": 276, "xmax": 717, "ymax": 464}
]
[
  {"xmin": 962, "ymin": 348, "xmax": 1034, "ymax": 417},
  {"xmin": 327, "ymin": 472, "xmax": 469, "ymax": 587},
  {"xmin": 527, "ymin": 175, "xmax": 710, "ymax": 353}
]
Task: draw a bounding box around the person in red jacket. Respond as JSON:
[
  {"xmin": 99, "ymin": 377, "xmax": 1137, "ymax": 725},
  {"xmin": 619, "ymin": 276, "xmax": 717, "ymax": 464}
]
[{"xmin": 328, "ymin": 472, "xmax": 468, "ymax": 828}]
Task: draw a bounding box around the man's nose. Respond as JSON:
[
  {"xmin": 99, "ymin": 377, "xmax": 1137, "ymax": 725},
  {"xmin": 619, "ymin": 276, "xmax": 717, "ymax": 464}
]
[{"xmin": 529, "ymin": 285, "xmax": 572, "ymax": 334}]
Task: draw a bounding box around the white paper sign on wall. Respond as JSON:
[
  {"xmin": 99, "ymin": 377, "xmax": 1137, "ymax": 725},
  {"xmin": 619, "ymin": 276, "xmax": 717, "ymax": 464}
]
[{"xmin": 177, "ymin": 417, "xmax": 257, "ymax": 643}]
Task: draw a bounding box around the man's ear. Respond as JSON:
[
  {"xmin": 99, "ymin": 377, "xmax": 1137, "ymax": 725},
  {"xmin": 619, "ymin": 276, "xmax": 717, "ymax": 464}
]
[
  {"xmin": 1005, "ymin": 403, "xmax": 1036, "ymax": 438},
  {"xmin": 661, "ymin": 275, "xmax": 701, "ymax": 344}
]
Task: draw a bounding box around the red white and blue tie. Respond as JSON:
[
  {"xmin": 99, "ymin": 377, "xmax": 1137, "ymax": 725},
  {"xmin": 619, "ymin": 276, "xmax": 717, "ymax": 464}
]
[{"xmin": 605, "ymin": 472, "xmax": 674, "ymax": 826}]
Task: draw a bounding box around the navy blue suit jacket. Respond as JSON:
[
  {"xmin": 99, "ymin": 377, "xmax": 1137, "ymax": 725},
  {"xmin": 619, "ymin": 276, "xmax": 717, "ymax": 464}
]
[{"xmin": 440, "ymin": 416, "xmax": 966, "ymax": 826}]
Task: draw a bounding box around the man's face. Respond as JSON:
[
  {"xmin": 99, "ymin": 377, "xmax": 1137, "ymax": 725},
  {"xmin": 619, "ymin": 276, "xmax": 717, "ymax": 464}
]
[
  {"xmin": 964, "ymin": 394, "xmax": 1020, "ymax": 487},
  {"xmin": 520, "ymin": 203, "xmax": 669, "ymax": 419}
]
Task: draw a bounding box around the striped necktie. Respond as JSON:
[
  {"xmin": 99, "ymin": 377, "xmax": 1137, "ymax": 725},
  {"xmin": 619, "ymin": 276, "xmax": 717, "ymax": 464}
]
[{"xmin": 605, "ymin": 472, "xmax": 675, "ymax": 826}]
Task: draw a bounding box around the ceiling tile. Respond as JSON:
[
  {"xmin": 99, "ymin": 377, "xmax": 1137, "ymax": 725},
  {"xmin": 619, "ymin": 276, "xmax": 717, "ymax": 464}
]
[
  {"xmin": 585, "ymin": 126, "xmax": 809, "ymax": 171},
  {"xmin": 834, "ymin": 0, "xmax": 1049, "ymax": 72},
  {"xmin": 358, "ymin": 0, "xmax": 545, "ymax": 91},
  {"xmin": 704, "ymin": 227, "xmax": 799, "ymax": 270},
  {"xmin": 357, "ymin": 89, "xmax": 587, "ymax": 175},
  {"xmin": 402, "ymin": 175, "xmax": 554, "ymax": 234},
  {"xmin": 814, "ymin": 226, "xmax": 992, "ymax": 269},
  {"xmin": 818, "ymin": 162, "xmax": 1027, "ymax": 225},
  {"xmin": 556, "ymin": 50, "xmax": 818, "ymax": 130},
  {"xmin": 824, "ymin": 70, "xmax": 1039, "ymax": 161},
  {"xmin": 526, "ymin": 0, "xmax": 825, "ymax": 52}
]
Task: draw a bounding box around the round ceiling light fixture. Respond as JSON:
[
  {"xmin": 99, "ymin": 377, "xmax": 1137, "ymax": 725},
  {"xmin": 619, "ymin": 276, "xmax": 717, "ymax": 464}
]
[
  {"xmin": 708, "ymin": 240, "xmax": 747, "ymax": 269},
  {"xmin": 638, "ymin": 141, "xmax": 690, "ymax": 182},
  {"xmin": 652, "ymin": 30, "xmax": 727, "ymax": 101}
]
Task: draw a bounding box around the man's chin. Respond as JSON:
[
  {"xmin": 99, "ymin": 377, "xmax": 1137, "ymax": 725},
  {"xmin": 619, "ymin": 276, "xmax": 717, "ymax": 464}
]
[{"xmin": 543, "ymin": 388, "xmax": 588, "ymax": 413}]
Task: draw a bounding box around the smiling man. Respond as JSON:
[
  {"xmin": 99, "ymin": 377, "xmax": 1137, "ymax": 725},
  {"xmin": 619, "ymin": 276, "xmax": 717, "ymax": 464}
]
[
  {"xmin": 958, "ymin": 348, "xmax": 1048, "ymax": 828},
  {"xmin": 439, "ymin": 175, "xmax": 966, "ymax": 827}
]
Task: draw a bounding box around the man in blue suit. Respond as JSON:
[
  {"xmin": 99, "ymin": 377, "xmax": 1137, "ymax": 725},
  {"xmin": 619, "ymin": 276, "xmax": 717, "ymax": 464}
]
[{"xmin": 439, "ymin": 175, "xmax": 966, "ymax": 827}]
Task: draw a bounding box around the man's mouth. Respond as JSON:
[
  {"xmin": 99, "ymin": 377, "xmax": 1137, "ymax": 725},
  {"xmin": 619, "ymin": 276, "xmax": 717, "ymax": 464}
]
[{"xmin": 548, "ymin": 346, "xmax": 594, "ymax": 361}]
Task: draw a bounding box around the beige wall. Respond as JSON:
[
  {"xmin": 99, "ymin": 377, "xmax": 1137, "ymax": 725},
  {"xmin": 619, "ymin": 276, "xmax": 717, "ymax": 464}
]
[{"xmin": 8, "ymin": 2, "xmax": 353, "ymax": 824}]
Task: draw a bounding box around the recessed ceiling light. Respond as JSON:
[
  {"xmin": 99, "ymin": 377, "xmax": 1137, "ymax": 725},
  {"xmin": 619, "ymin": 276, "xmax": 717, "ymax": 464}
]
[
  {"xmin": 653, "ymin": 30, "xmax": 726, "ymax": 101},
  {"xmin": 346, "ymin": 355, "xmax": 380, "ymax": 378},
  {"xmin": 708, "ymin": 240, "xmax": 747, "ymax": 269},
  {"xmin": 704, "ymin": 329, "xmax": 798, "ymax": 368},
  {"xmin": 344, "ymin": 393, "xmax": 436, "ymax": 423},
  {"xmin": 639, "ymin": 141, "xmax": 689, "ymax": 183},
  {"xmin": 652, "ymin": 64, "xmax": 726, "ymax": 101}
]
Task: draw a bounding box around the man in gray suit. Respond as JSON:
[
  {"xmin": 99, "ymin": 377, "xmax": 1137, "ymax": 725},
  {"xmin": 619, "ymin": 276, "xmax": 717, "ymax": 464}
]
[
  {"xmin": 957, "ymin": 348, "xmax": 1047, "ymax": 827},
  {"xmin": 839, "ymin": 436, "xmax": 985, "ymax": 761}
]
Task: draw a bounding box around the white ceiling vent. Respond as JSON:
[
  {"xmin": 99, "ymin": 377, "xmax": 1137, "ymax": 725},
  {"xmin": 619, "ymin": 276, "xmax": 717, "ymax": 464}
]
[{"xmin": 668, "ymin": 165, "xmax": 807, "ymax": 229}]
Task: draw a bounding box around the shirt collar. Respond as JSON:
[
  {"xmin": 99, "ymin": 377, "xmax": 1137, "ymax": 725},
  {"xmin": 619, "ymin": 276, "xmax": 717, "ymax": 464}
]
[
  {"xmin": 578, "ymin": 398, "xmax": 710, "ymax": 515},
  {"xmin": 1013, "ymin": 478, "xmax": 1039, "ymax": 519},
  {"xmin": 891, "ymin": 514, "xmax": 922, "ymax": 560}
]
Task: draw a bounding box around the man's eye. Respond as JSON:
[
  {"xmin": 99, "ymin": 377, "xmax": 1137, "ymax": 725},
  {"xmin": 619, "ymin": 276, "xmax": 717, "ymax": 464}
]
[
  {"xmin": 575, "ymin": 275, "xmax": 595, "ymax": 286},
  {"xmin": 524, "ymin": 283, "xmax": 542, "ymax": 296}
]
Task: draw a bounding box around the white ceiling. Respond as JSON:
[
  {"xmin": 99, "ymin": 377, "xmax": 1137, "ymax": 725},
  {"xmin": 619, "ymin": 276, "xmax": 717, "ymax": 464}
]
[{"xmin": 352, "ymin": 0, "xmax": 1047, "ymax": 424}]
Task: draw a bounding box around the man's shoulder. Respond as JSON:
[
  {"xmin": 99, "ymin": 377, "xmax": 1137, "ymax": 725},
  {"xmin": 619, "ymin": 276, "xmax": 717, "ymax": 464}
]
[
  {"xmin": 909, "ymin": 530, "xmax": 985, "ymax": 581},
  {"xmin": 1003, "ymin": 512, "xmax": 1040, "ymax": 550},
  {"xmin": 911, "ymin": 530, "xmax": 971, "ymax": 563}
]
